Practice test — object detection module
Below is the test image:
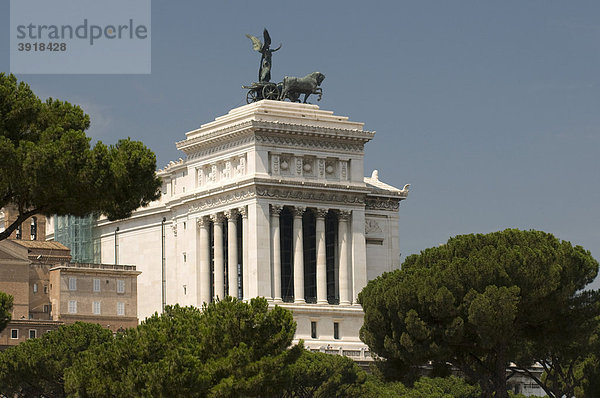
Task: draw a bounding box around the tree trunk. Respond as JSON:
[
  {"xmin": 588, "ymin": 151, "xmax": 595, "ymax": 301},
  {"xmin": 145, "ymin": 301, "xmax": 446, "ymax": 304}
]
[{"xmin": 493, "ymin": 352, "xmax": 509, "ymax": 398}]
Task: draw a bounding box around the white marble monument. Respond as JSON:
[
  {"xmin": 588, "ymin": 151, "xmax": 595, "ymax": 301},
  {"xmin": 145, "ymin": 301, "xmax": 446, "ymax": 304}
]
[{"xmin": 94, "ymin": 100, "xmax": 408, "ymax": 356}]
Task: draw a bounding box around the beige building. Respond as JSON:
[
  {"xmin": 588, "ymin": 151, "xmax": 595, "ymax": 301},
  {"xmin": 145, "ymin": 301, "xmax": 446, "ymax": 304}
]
[
  {"xmin": 0, "ymin": 235, "xmax": 141, "ymax": 348},
  {"xmin": 49, "ymin": 263, "xmax": 140, "ymax": 331},
  {"xmin": 0, "ymin": 240, "xmax": 64, "ymax": 348}
]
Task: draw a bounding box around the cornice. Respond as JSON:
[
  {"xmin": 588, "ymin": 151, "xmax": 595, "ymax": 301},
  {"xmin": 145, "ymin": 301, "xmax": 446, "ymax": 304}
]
[
  {"xmin": 176, "ymin": 121, "xmax": 255, "ymax": 155},
  {"xmin": 255, "ymin": 132, "xmax": 364, "ymax": 153},
  {"xmin": 176, "ymin": 120, "xmax": 374, "ymax": 157}
]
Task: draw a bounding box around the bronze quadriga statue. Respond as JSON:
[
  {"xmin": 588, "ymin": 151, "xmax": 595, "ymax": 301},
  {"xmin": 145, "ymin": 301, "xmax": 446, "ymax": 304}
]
[{"xmin": 243, "ymin": 29, "xmax": 325, "ymax": 104}]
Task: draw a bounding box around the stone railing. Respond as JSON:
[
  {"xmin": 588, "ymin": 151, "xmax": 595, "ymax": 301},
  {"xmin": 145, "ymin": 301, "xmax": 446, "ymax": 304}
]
[
  {"xmin": 309, "ymin": 346, "xmax": 374, "ymax": 361},
  {"xmin": 56, "ymin": 262, "xmax": 137, "ymax": 271}
]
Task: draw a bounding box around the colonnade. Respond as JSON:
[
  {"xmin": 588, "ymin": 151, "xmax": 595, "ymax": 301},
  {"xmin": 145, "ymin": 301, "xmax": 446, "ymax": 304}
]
[
  {"xmin": 197, "ymin": 207, "xmax": 247, "ymax": 305},
  {"xmin": 270, "ymin": 205, "xmax": 352, "ymax": 305},
  {"xmin": 196, "ymin": 204, "xmax": 353, "ymax": 306}
]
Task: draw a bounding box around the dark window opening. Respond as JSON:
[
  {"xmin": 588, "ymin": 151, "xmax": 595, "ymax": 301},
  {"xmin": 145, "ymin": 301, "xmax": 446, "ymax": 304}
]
[
  {"xmin": 280, "ymin": 207, "xmax": 294, "ymax": 302},
  {"xmin": 325, "ymin": 212, "xmax": 338, "ymax": 304},
  {"xmin": 311, "ymin": 321, "xmax": 317, "ymax": 339},
  {"xmin": 333, "ymin": 322, "xmax": 340, "ymax": 340},
  {"xmin": 29, "ymin": 329, "xmax": 36, "ymax": 339},
  {"xmin": 30, "ymin": 217, "xmax": 37, "ymax": 240},
  {"xmin": 16, "ymin": 224, "xmax": 22, "ymax": 239},
  {"xmin": 303, "ymin": 210, "xmax": 317, "ymax": 303},
  {"xmin": 237, "ymin": 214, "xmax": 243, "ymax": 299},
  {"xmin": 223, "ymin": 219, "xmax": 229, "ymax": 296}
]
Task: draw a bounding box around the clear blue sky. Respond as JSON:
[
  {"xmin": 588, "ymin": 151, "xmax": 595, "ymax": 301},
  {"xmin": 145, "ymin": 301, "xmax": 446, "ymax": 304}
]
[{"xmin": 2, "ymin": 1, "xmax": 599, "ymax": 286}]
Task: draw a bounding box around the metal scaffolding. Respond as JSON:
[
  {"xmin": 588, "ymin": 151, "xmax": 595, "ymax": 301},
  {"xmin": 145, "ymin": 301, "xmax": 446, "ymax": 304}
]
[{"xmin": 54, "ymin": 214, "xmax": 100, "ymax": 263}]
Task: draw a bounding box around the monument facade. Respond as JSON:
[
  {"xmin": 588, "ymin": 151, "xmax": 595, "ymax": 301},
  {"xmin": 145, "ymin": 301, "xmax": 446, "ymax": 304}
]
[{"xmin": 94, "ymin": 100, "xmax": 408, "ymax": 354}]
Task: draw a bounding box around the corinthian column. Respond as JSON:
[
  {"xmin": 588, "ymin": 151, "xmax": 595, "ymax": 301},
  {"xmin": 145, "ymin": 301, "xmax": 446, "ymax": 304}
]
[
  {"xmin": 197, "ymin": 216, "xmax": 211, "ymax": 305},
  {"xmin": 338, "ymin": 210, "xmax": 351, "ymax": 305},
  {"xmin": 293, "ymin": 206, "xmax": 305, "ymax": 304},
  {"xmin": 238, "ymin": 206, "xmax": 248, "ymax": 300},
  {"xmin": 225, "ymin": 209, "xmax": 238, "ymax": 299},
  {"xmin": 270, "ymin": 205, "xmax": 283, "ymax": 302},
  {"xmin": 211, "ymin": 213, "xmax": 225, "ymax": 300},
  {"xmin": 316, "ymin": 208, "xmax": 328, "ymax": 304}
]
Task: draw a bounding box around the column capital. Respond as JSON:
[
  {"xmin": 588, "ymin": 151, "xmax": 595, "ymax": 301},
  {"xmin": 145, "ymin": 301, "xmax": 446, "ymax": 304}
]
[
  {"xmin": 224, "ymin": 208, "xmax": 238, "ymax": 220},
  {"xmin": 293, "ymin": 206, "xmax": 306, "ymax": 218},
  {"xmin": 238, "ymin": 205, "xmax": 248, "ymax": 218},
  {"xmin": 270, "ymin": 204, "xmax": 284, "ymax": 216},
  {"xmin": 196, "ymin": 216, "xmax": 210, "ymax": 228},
  {"xmin": 210, "ymin": 213, "xmax": 225, "ymax": 223},
  {"xmin": 315, "ymin": 208, "xmax": 329, "ymax": 219},
  {"xmin": 337, "ymin": 210, "xmax": 351, "ymax": 221}
]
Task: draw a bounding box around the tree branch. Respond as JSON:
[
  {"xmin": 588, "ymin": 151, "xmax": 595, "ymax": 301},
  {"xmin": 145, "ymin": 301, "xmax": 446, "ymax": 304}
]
[
  {"xmin": 0, "ymin": 208, "xmax": 41, "ymax": 241},
  {"xmin": 509, "ymin": 365, "xmax": 555, "ymax": 398}
]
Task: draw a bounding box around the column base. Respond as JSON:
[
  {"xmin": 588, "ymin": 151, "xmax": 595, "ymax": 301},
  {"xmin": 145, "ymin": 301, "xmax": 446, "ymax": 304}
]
[
  {"xmin": 317, "ymin": 299, "xmax": 328, "ymax": 305},
  {"xmin": 339, "ymin": 300, "xmax": 351, "ymax": 306},
  {"xmin": 273, "ymin": 297, "xmax": 283, "ymax": 303},
  {"xmin": 294, "ymin": 299, "xmax": 306, "ymax": 304}
]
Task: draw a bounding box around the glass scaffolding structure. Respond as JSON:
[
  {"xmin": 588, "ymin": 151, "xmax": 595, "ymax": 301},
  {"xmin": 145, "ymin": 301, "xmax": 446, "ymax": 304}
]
[{"xmin": 54, "ymin": 214, "xmax": 100, "ymax": 263}]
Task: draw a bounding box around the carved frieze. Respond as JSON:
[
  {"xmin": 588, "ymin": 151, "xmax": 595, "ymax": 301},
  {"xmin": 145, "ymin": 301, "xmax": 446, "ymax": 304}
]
[
  {"xmin": 197, "ymin": 154, "xmax": 248, "ymax": 188},
  {"xmin": 365, "ymin": 219, "xmax": 383, "ymax": 235},
  {"xmin": 188, "ymin": 189, "xmax": 257, "ymax": 213},
  {"xmin": 317, "ymin": 159, "xmax": 326, "ymax": 179},
  {"xmin": 256, "ymin": 187, "xmax": 365, "ymax": 206},
  {"xmin": 294, "ymin": 157, "xmax": 303, "ymax": 177},
  {"xmin": 269, "ymin": 152, "xmax": 349, "ymax": 181},
  {"xmin": 340, "ymin": 161, "xmax": 348, "ymax": 181},
  {"xmin": 365, "ymin": 197, "xmax": 400, "ymax": 211},
  {"xmin": 271, "ymin": 154, "xmax": 280, "ymax": 175}
]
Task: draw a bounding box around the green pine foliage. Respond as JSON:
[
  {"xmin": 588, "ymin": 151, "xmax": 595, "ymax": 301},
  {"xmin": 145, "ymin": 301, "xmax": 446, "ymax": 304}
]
[
  {"xmin": 0, "ymin": 290, "xmax": 13, "ymax": 332},
  {"xmin": 0, "ymin": 322, "xmax": 113, "ymax": 397},
  {"xmin": 359, "ymin": 229, "xmax": 600, "ymax": 398},
  {"xmin": 0, "ymin": 73, "xmax": 161, "ymax": 241}
]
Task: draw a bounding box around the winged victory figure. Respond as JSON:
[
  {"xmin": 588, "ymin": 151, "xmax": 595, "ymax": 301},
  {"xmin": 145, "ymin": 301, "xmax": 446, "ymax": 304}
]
[{"xmin": 246, "ymin": 28, "xmax": 281, "ymax": 83}]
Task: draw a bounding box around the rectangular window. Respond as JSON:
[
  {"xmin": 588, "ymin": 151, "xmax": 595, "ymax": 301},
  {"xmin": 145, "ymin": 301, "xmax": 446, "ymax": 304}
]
[
  {"xmin": 93, "ymin": 301, "xmax": 101, "ymax": 315},
  {"xmin": 68, "ymin": 277, "xmax": 77, "ymax": 291},
  {"xmin": 117, "ymin": 280, "xmax": 125, "ymax": 293},
  {"xmin": 183, "ymin": 252, "xmax": 187, "ymax": 263},
  {"xmin": 311, "ymin": 321, "xmax": 317, "ymax": 339},
  {"xmin": 68, "ymin": 300, "xmax": 77, "ymax": 314},
  {"xmin": 33, "ymin": 283, "xmax": 38, "ymax": 293},
  {"xmin": 11, "ymin": 329, "xmax": 18, "ymax": 339},
  {"xmin": 29, "ymin": 329, "xmax": 36, "ymax": 339},
  {"xmin": 333, "ymin": 322, "xmax": 340, "ymax": 340},
  {"xmin": 43, "ymin": 304, "xmax": 50, "ymax": 313},
  {"xmin": 117, "ymin": 302, "xmax": 125, "ymax": 316},
  {"xmin": 43, "ymin": 285, "xmax": 48, "ymax": 294},
  {"xmin": 93, "ymin": 278, "xmax": 101, "ymax": 292}
]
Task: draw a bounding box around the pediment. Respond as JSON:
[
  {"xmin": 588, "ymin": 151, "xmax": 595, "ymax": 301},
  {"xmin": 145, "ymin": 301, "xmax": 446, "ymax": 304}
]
[{"xmin": 0, "ymin": 240, "xmax": 30, "ymax": 262}]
